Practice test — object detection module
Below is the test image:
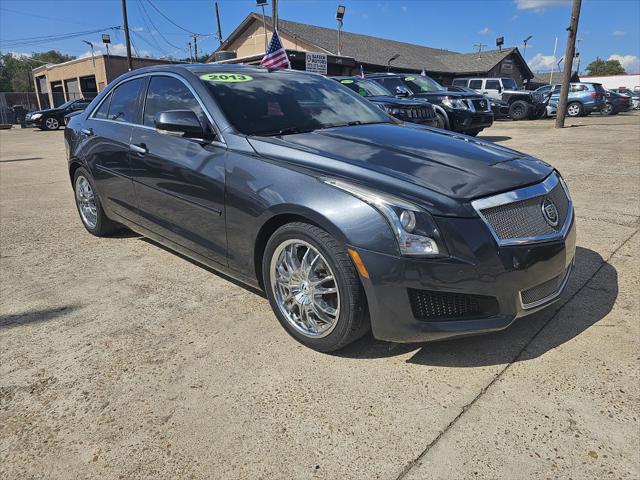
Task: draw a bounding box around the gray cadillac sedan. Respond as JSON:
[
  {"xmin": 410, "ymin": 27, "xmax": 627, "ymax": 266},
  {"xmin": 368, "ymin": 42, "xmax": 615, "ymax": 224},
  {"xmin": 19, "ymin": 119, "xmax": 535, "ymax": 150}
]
[{"xmin": 65, "ymin": 65, "xmax": 576, "ymax": 352}]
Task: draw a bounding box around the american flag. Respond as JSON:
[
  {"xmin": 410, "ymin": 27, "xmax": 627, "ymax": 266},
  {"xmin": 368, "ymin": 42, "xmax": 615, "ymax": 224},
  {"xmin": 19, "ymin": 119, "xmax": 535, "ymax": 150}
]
[{"xmin": 261, "ymin": 30, "xmax": 290, "ymax": 69}]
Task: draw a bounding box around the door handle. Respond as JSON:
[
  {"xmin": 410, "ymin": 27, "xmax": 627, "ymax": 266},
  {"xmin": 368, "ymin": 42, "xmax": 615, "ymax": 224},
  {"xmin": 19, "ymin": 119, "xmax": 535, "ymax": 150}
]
[
  {"xmin": 129, "ymin": 143, "xmax": 148, "ymax": 155},
  {"xmin": 81, "ymin": 128, "xmax": 93, "ymax": 136}
]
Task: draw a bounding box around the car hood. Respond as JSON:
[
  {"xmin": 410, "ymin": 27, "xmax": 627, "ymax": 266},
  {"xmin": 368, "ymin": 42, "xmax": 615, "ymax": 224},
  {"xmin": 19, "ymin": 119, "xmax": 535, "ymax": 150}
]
[
  {"xmin": 411, "ymin": 90, "xmax": 483, "ymax": 101},
  {"xmin": 247, "ymin": 123, "xmax": 553, "ymax": 217},
  {"xmin": 28, "ymin": 108, "xmax": 56, "ymax": 115},
  {"xmin": 366, "ymin": 96, "xmax": 431, "ymax": 107}
]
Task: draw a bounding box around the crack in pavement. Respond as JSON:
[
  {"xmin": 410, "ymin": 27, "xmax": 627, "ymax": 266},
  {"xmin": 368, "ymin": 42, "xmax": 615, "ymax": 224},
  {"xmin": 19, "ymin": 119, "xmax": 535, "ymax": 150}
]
[{"xmin": 394, "ymin": 227, "xmax": 639, "ymax": 480}]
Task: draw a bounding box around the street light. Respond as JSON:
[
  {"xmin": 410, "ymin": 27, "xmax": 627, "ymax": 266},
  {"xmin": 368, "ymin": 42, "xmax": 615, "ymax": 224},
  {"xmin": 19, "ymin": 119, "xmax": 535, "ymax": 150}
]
[
  {"xmin": 522, "ymin": 35, "xmax": 533, "ymax": 61},
  {"xmin": 387, "ymin": 53, "xmax": 399, "ymax": 72},
  {"xmin": 336, "ymin": 5, "xmax": 346, "ymax": 56},
  {"xmin": 82, "ymin": 40, "xmax": 96, "ymax": 71}
]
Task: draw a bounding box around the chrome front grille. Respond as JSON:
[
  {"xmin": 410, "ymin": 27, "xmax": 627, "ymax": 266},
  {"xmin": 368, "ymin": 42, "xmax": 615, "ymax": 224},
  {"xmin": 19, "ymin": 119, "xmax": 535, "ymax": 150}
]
[
  {"xmin": 520, "ymin": 264, "xmax": 572, "ymax": 309},
  {"xmin": 471, "ymin": 173, "xmax": 573, "ymax": 246}
]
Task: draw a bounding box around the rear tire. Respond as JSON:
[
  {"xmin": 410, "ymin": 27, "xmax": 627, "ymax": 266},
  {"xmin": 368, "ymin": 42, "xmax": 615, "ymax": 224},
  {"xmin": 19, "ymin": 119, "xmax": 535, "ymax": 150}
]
[
  {"xmin": 566, "ymin": 102, "xmax": 583, "ymax": 117},
  {"xmin": 73, "ymin": 167, "xmax": 119, "ymax": 236},
  {"xmin": 262, "ymin": 222, "xmax": 370, "ymax": 352},
  {"xmin": 508, "ymin": 100, "xmax": 530, "ymax": 120}
]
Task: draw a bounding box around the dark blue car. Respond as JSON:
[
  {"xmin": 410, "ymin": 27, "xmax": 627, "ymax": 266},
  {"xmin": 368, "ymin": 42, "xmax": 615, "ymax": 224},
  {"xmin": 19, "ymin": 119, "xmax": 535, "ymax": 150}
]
[{"xmin": 65, "ymin": 65, "xmax": 576, "ymax": 352}]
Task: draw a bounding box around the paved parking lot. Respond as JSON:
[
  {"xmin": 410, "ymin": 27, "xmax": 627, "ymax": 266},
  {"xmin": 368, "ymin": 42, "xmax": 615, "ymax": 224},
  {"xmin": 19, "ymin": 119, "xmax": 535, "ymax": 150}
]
[{"xmin": 1, "ymin": 113, "xmax": 639, "ymax": 480}]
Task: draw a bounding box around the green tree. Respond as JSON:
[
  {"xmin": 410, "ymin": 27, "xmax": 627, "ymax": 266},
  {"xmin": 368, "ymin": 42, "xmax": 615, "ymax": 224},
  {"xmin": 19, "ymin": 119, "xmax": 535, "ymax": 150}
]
[
  {"xmin": 585, "ymin": 57, "xmax": 626, "ymax": 76},
  {"xmin": 0, "ymin": 50, "xmax": 75, "ymax": 92}
]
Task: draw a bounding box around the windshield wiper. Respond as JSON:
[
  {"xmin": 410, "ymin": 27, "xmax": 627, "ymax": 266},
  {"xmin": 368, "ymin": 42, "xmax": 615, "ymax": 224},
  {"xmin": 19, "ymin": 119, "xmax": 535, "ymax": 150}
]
[
  {"xmin": 324, "ymin": 120, "xmax": 389, "ymax": 128},
  {"xmin": 257, "ymin": 126, "xmax": 318, "ymax": 136}
]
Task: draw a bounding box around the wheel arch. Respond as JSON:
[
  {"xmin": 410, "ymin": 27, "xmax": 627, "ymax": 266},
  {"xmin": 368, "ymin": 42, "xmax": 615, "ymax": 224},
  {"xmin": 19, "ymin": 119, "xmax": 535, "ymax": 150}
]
[
  {"xmin": 432, "ymin": 105, "xmax": 450, "ymax": 129},
  {"xmin": 253, "ymin": 208, "xmax": 348, "ymax": 290}
]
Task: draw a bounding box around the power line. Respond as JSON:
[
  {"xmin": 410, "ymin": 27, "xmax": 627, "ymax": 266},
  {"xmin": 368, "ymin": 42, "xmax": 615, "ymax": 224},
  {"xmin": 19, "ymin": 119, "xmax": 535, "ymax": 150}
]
[
  {"xmin": 137, "ymin": 0, "xmax": 184, "ymax": 51},
  {"xmin": 0, "ymin": 7, "xmax": 102, "ymax": 28},
  {"xmin": 135, "ymin": 0, "xmax": 166, "ymax": 54},
  {"xmin": 1, "ymin": 27, "xmax": 121, "ymax": 49},
  {"xmin": 143, "ymin": 0, "xmax": 205, "ymax": 35}
]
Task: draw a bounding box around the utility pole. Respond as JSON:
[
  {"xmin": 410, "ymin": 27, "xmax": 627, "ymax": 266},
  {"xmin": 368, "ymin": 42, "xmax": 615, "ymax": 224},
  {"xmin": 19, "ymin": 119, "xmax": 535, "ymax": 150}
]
[
  {"xmin": 555, "ymin": 0, "xmax": 582, "ymax": 129},
  {"xmin": 188, "ymin": 42, "xmax": 193, "ymax": 63},
  {"xmin": 215, "ymin": 1, "xmax": 223, "ymax": 47},
  {"xmin": 121, "ymin": 0, "xmax": 133, "ymax": 70},
  {"xmin": 272, "ymin": 0, "xmax": 278, "ymax": 32},
  {"xmin": 193, "ymin": 34, "xmax": 198, "ymax": 62}
]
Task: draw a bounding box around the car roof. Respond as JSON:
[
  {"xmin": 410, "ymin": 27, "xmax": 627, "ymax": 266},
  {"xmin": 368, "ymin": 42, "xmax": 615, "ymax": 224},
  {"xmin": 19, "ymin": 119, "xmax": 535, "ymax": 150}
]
[{"xmin": 117, "ymin": 63, "xmax": 323, "ymax": 78}]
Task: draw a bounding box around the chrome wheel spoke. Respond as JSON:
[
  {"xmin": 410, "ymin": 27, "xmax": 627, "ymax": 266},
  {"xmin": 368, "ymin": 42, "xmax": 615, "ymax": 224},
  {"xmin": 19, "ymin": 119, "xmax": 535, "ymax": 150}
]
[{"xmin": 270, "ymin": 239, "xmax": 340, "ymax": 339}]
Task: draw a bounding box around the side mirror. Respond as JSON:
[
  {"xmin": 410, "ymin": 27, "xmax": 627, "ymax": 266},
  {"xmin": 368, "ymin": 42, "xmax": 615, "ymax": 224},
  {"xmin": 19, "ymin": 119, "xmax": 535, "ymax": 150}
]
[
  {"xmin": 154, "ymin": 110, "xmax": 205, "ymax": 138},
  {"xmin": 395, "ymin": 86, "xmax": 410, "ymax": 97},
  {"xmin": 497, "ymin": 85, "xmax": 502, "ymax": 93}
]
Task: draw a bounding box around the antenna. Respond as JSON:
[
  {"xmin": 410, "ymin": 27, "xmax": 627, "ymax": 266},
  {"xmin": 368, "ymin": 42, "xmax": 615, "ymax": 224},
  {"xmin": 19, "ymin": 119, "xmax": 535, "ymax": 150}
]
[{"xmin": 473, "ymin": 43, "xmax": 487, "ymax": 55}]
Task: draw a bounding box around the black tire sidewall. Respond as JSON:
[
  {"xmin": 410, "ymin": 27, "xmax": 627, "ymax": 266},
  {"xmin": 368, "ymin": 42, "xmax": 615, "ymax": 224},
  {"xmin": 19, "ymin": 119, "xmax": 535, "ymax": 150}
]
[
  {"xmin": 509, "ymin": 101, "xmax": 529, "ymax": 120},
  {"xmin": 262, "ymin": 223, "xmax": 366, "ymax": 352},
  {"xmin": 73, "ymin": 167, "xmax": 113, "ymax": 236}
]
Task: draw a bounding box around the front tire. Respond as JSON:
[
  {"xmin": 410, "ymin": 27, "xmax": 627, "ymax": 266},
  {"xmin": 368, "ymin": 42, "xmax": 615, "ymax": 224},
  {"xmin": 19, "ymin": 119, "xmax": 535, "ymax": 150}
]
[
  {"xmin": 73, "ymin": 167, "xmax": 119, "ymax": 236},
  {"xmin": 262, "ymin": 222, "xmax": 370, "ymax": 352},
  {"xmin": 508, "ymin": 100, "xmax": 530, "ymax": 120},
  {"xmin": 44, "ymin": 117, "xmax": 60, "ymax": 130},
  {"xmin": 602, "ymin": 103, "xmax": 614, "ymax": 116},
  {"xmin": 566, "ymin": 102, "xmax": 583, "ymax": 117}
]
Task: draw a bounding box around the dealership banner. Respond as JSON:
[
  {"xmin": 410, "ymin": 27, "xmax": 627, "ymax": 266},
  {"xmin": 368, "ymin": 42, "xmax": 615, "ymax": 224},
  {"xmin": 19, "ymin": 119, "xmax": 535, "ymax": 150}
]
[{"xmin": 305, "ymin": 52, "xmax": 328, "ymax": 75}]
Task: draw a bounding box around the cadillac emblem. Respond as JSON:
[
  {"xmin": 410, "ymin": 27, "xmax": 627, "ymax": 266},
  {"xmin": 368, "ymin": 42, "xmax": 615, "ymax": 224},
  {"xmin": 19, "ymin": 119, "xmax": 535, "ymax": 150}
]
[{"xmin": 541, "ymin": 197, "xmax": 559, "ymax": 227}]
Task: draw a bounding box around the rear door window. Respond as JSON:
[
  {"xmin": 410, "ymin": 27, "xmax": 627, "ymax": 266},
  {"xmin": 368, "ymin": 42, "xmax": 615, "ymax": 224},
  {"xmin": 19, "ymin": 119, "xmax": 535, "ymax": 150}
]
[
  {"xmin": 107, "ymin": 78, "xmax": 144, "ymax": 123},
  {"xmin": 468, "ymin": 79, "xmax": 483, "ymax": 89},
  {"xmin": 485, "ymin": 80, "xmax": 501, "ymax": 90}
]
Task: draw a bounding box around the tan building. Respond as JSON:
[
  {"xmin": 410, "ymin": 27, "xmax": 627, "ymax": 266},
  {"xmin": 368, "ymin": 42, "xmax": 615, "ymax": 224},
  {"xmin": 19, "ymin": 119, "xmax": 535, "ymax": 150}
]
[
  {"xmin": 32, "ymin": 54, "xmax": 180, "ymax": 109},
  {"xmin": 210, "ymin": 14, "xmax": 534, "ymax": 87}
]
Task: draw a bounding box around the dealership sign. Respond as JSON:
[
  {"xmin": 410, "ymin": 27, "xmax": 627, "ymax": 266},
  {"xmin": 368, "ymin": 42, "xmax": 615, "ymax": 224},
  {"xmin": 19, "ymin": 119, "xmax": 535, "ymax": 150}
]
[{"xmin": 305, "ymin": 52, "xmax": 328, "ymax": 74}]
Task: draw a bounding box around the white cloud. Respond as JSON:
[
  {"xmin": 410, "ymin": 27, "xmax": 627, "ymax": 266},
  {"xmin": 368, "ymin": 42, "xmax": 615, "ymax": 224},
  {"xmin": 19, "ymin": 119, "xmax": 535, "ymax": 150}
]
[
  {"xmin": 401, "ymin": 5, "xmax": 407, "ymax": 13},
  {"xmin": 514, "ymin": 0, "xmax": 569, "ymax": 11},
  {"xmin": 80, "ymin": 42, "xmax": 151, "ymax": 59},
  {"xmin": 528, "ymin": 53, "xmax": 558, "ymax": 71},
  {"xmin": 608, "ymin": 54, "xmax": 640, "ymax": 72},
  {"xmin": 478, "ymin": 27, "xmax": 490, "ymax": 35},
  {"xmin": 131, "ymin": 26, "xmax": 145, "ymax": 32},
  {"xmin": 612, "ymin": 30, "xmax": 626, "ymax": 37}
]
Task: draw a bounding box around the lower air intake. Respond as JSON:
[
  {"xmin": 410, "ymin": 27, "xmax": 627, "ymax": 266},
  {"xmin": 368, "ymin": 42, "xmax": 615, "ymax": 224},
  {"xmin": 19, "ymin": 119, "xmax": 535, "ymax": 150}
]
[{"xmin": 408, "ymin": 288, "xmax": 499, "ymax": 321}]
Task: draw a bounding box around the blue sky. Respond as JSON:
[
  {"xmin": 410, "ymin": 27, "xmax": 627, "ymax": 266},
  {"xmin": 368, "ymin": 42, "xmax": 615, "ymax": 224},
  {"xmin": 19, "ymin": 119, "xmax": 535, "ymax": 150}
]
[{"xmin": 1, "ymin": 0, "xmax": 639, "ymax": 73}]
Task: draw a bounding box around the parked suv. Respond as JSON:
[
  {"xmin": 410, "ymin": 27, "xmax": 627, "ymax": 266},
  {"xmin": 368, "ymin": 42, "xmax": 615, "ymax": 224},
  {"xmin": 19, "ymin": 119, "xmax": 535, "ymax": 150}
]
[
  {"xmin": 25, "ymin": 98, "xmax": 90, "ymax": 130},
  {"xmin": 535, "ymin": 83, "xmax": 606, "ymax": 117},
  {"xmin": 332, "ymin": 76, "xmax": 437, "ymax": 127},
  {"xmin": 367, "ymin": 73, "xmax": 493, "ymax": 136},
  {"xmin": 453, "ymin": 77, "xmax": 546, "ymax": 120}
]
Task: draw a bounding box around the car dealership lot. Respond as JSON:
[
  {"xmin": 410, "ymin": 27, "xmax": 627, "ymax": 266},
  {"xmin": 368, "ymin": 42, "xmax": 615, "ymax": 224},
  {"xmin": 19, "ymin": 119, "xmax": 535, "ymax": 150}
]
[{"xmin": 1, "ymin": 114, "xmax": 639, "ymax": 479}]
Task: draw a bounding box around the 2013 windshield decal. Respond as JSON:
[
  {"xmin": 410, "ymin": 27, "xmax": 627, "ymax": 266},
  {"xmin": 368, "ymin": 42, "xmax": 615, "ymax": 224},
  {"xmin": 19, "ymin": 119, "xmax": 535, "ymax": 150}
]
[{"xmin": 200, "ymin": 73, "xmax": 253, "ymax": 82}]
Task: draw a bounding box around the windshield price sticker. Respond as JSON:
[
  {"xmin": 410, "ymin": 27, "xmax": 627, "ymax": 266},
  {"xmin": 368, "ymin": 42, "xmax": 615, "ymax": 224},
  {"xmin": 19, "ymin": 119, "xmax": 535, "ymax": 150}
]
[
  {"xmin": 200, "ymin": 73, "xmax": 253, "ymax": 82},
  {"xmin": 340, "ymin": 79, "xmax": 354, "ymax": 84},
  {"xmin": 404, "ymin": 77, "xmax": 415, "ymax": 81}
]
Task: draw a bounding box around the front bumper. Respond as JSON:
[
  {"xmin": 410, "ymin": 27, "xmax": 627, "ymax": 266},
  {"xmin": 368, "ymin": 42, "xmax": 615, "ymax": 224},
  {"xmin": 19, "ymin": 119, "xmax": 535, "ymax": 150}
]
[
  {"xmin": 448, "ymin": 109, "xmax": 494, "ymax": 132},
  {"xmin": 354, "ymin": 214, "xmax": 576, "ymax": 343}
]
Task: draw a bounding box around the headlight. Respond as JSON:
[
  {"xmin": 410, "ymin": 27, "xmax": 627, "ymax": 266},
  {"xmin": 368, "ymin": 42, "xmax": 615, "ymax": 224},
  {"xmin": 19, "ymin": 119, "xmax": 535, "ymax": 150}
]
[
  {"xmin": 441, "ymin": 96, "xmax": 469, "ymax": 110},
  {"xmin": 30, "ymin": 113, "xmax": 42, "ymax": 120},
  {"xmin": 322, "ymin": 178, "xmax": 445, "ymax": 257}
]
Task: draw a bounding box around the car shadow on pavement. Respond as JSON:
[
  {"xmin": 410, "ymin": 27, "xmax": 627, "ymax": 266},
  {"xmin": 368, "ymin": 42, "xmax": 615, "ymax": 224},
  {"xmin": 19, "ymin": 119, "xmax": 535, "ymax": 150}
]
[
  {"xmin": 0, "ymin": 305, "xmax": 80, "ymax": 330},
  {"xmin": 336, "ymin": 246, "xmax": 618, "ymax": 367}
]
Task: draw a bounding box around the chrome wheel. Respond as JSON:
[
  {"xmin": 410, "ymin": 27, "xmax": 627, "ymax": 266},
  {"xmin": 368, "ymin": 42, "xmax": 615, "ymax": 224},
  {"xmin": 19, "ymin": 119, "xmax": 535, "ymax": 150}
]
[
  {"xmin": 45, "ymin": 118, "xmax": 59, "ymax": 130},
  {"xmin": 75, "ymin": 175, "xmax": 97, "ymax": 229},
  {"xmin": 567, "ymin": 103, "xmax": 581, "ymax": 117},
  {"xmin": 270, "ymin": 239, "xmax": 340, "ymax": 338}
]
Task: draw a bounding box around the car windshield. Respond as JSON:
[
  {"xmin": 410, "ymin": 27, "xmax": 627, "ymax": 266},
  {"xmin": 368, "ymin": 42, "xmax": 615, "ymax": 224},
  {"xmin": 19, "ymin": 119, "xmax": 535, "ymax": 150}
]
[
  {"xmin": 200, "ymin": 71, "xmax": 391, "ymax": 136},
  {"xmin": 401, "ymin": 75, "xmax": 446, "ymax": 93},
  {"xmin": 502, "ymin": 78, "xmax": 518, "ymax": 90},
  {"xmin": 58, "ymin": 99, "xmax": 76, "ymax": 109},
  {"xmin": 338, "ymin": 78, "xmax": 392, "ymax": 97}
]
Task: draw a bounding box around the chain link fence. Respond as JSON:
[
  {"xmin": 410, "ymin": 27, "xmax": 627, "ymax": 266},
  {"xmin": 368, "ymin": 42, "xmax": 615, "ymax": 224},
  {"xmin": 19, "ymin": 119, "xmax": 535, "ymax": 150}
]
[{"xmin": 0, "ymin": 92, "xmax": 40, "ymax": 124}]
